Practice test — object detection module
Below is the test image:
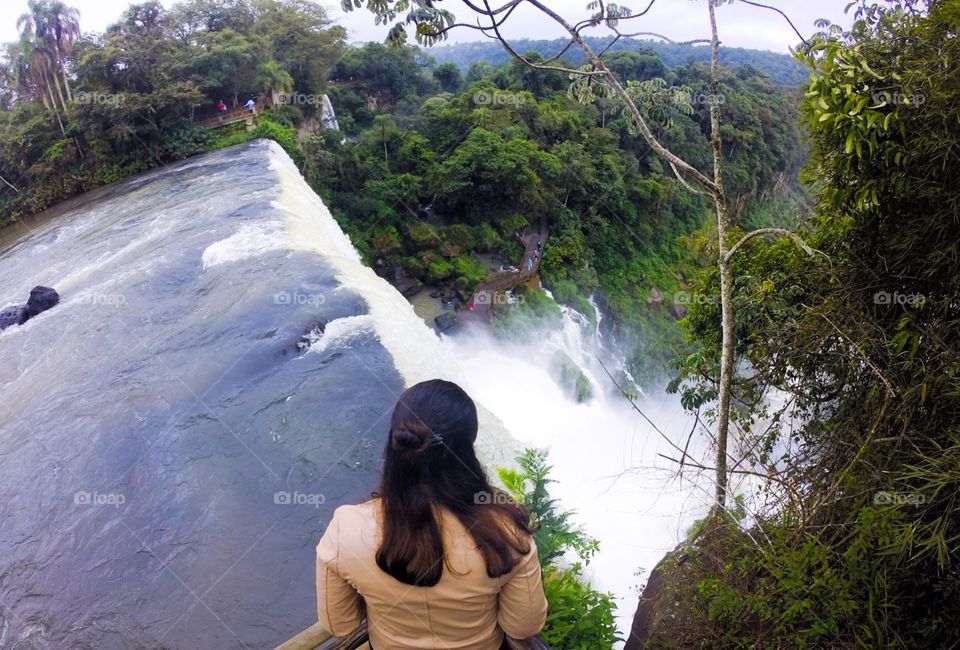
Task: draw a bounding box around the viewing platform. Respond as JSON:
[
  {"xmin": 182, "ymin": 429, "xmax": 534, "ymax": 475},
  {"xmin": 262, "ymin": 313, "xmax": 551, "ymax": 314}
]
[
  {"xmin": 196, "ymin": 107, "xmax": 258, "ymax": 131},
  {"xmin": 463, "ymin": 218, "xmax": 548, "ymax": 322}
]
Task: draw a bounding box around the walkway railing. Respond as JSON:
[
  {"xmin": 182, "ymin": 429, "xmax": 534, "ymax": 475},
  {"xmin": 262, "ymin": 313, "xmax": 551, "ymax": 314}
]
[
  {"xmin": 274, "ymin": 621, "xmax": 551, "ymax": 650},
  {"xmin": 196, "ymin": 107, "xmax": 257, "ymax": 130}
]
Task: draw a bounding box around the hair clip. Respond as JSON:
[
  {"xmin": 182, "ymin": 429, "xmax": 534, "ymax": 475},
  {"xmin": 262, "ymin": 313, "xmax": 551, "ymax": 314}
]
[{"xmin": 430, "ymin": 432, "xmax": 445, "ymax": 446}]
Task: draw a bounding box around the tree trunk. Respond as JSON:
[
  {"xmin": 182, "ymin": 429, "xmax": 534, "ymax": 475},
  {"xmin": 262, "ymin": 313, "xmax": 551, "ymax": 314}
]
[
  {"xmin": 708, "ymin": 0, "xmax": 732, "ymax": 514},
  {"xmin": 51, "ymin": 71, "xmax": 69, "ymax": 114},
  {"xmin": 44, "ymin": 72, "xmax": 66, "ymax": 136},
  {"xmin": 58, "ymin": 52, "xmax": 72, "ymax": 102},
  {"xmin": 62, "ymin": 69, "xmax": 72, "ymax": 101}
]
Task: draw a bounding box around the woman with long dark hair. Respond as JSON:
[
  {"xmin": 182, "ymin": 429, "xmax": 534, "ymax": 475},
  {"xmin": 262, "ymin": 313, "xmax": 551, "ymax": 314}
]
[{"xmin": 316, "ymin": 379, "xmax": 548, "ymax": 648}]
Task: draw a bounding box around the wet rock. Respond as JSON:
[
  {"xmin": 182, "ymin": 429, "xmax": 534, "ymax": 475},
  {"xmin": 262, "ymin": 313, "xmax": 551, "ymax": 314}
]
[
  {"xmin": 647, "ymin": 287, "xmax": 664, "ymax": 306},
  {"xmin": 625, "ymin": 521, "xmax": 748, "ymax": 649},
  {"xmin": 551, "ymin": 351, "xmax": 593, "ymax": 403},
  {"xmin": 0, "ymin": 286, "xmax": 59, "ymax": 330},
  {"xmin": 434, "ymin": 311, "xmax": 457, "ymax": 333},
  {"xmin": 668, "ymin": 303, "xmax": 687, "ymax": 320},
  {"xmin": 0, "ymin": 305, "xmax": 25, "ymax": 329},
  {"xmin": 394, "ymin": 277, "xmax": 422, "ymax": 298},
  {"xmin": 625, "ymin": 543, "xmax": 694, "ymax": 650}
]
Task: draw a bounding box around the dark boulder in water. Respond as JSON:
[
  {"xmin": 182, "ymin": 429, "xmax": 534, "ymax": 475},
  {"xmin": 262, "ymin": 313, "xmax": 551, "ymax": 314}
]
[
  {"xmin": 434, "ymin": 311, "xmax": 457, "ymax": 333},
  {"xmin": 0, "ymin": 304, "xmax": 25, "ymax": 329},
  {"xmin": 0, "ymin": 285, "xmax": 59, "ymax": 330}
]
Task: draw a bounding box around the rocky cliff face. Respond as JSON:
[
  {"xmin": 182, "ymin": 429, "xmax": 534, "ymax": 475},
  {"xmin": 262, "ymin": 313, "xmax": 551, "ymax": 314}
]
[
  {"xmin": 624, "ymin": 542, "xmax": 700, "ymax": 650},
  {"xmin": 624, "ymin": 520, "xmax": 747, "ymax": 649}
]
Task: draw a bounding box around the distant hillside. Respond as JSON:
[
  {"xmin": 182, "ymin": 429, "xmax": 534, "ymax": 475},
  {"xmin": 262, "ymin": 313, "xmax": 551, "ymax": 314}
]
[{"xmin": 428, "ymin": 37, "xmax": 807, "ymax": 86}]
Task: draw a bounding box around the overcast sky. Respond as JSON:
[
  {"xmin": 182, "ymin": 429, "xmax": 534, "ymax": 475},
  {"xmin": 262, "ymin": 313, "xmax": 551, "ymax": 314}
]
[{"xmin": 0, "ymin": 0, "xmax": 852, "ymax": 54}]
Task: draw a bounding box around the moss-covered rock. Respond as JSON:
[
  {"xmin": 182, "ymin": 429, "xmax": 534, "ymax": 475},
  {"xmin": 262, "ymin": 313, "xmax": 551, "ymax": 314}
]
[{"xmin": 551, "ymin": 351, "xmax": 593, "ymax": 403}]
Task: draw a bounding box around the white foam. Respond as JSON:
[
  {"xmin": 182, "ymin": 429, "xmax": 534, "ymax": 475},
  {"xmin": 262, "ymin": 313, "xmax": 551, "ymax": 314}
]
[
  {"xmin": 201, "ymin": 221, "xmax": 287, "ymax": 268},
  {"xmin": 302, "ymin": 315, "xmax": 375, "ymax": 355}
]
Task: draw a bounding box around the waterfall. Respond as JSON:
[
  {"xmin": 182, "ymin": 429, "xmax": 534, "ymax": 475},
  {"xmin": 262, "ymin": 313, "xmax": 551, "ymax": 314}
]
[
  {"xmin": 267, "ymin": 139, "xmax": 715, "ymax": 638},
  {"xmin": 320, "ymin": 94, "xmax": 340, "ymax": 131}
]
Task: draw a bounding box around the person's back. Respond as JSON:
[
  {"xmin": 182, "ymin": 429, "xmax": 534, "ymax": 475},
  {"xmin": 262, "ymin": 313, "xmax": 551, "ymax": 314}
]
[
  {"xmin": 316, "ymin": 379, "xmax": 547, "ymax": 649},
  {"xmin": 318, "ymin": 499, "xmax": 544, "ymax": 648}
]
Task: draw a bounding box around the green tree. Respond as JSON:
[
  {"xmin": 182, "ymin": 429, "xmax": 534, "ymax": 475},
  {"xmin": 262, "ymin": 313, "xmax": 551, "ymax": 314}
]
[
  {"xmin": 255, "ymin": 59, "xmax": 293, "ymax": 107},
  {"xmin": 432, "ymin": 61, "xmax": 462, "ymax": 92}
]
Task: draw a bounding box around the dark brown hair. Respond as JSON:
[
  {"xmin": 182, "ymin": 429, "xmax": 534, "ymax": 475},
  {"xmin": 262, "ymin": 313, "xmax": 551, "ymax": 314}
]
[{"xmin": 376, "ymin": 379, "xmax": 533, "ymax": 586}]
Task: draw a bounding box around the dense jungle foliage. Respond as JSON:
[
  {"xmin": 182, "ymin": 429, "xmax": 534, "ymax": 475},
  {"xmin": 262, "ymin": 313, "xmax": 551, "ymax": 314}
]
[
  {"xmin": 315, "ymin": 43, "xmax": 806, "ymax": 380},
  {"xmin": 663, "ymin": 2, "xmax": 960, "ymax": 647}
]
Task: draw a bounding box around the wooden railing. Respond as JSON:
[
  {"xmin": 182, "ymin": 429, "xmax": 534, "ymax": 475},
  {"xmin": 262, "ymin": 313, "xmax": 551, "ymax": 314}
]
[
  {"xmin": 274, "ymin": 621, "xmax": 550, "ymax": 650},
  {"xmin": 195, "ymin": 107, "xmax": 258, "ymax": 130}
]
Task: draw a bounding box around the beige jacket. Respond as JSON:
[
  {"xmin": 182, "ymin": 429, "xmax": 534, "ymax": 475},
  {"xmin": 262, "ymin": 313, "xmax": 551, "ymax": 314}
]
[{"xmin": 316, "ymin": 499, "xmax": 548, "ymax": 649}]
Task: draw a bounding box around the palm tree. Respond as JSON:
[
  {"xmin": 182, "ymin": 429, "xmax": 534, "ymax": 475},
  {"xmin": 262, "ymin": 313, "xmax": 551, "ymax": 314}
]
[
  {"xmin": 254, "ymin": 61, "xmax": 294, "ymax": 108},
  {"xmin": 45, "ymin": 0, "xmax": 81, "ymax": 102},
  {"xmin": 10, "ymin": 34, "xmax": 66, "ymax": 134},
  {"xmin": 17, "ymin": 0, "xmax": 79, "ymax": 110}
]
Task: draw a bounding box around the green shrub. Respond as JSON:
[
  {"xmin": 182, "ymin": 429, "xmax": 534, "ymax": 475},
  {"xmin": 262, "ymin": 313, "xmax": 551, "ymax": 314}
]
[
  {"xmin": 498, "ymin": 449, "xmax": 620, "ymax": 649},
  {"xmin": 263, "ymin": 105, "xmax": 305, "ymax": 128},
  {"xmin": 451, "ymin": 254, "xmax": 486, "ymax": 290},
  {"xmin": 251, "ymin": 117, "xmax": 303, "ymax": 166},
  {"xmin": 157, "ymin": 123, "xmax": 212, "ymax": 160},
  {"xmin": 208, "ymin": 129, "xmax": 255, "ymax": 151},
  {"xmin": 493, "ymin": 286, "xmax": 564, "ymax": 339}
]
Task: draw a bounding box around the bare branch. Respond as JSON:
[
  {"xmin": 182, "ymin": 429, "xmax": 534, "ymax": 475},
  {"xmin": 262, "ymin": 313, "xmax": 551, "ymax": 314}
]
[
  {"xmin": 723, "ymin": 227, "xmax": 817, "ymax": 264},
  {"xmin": 614, "ymin": 31, "xmax": 710, "ymax": 45},
  {"xmin": 618, "ymin": 0, "xmax": 659, "ymax": 21},
  {"xmin": 479, "ymin": 0, "xmax": 608, "ymax": 77},
  {"xmin": 598, "ymin": 358, "xmax": 691, "ymax": 460},
  {"xmin": 0, "ymin": 174, "xmax": 20, "ymax": 193},
  {"xmin": 657, "ymin": 453, "xmax": 806, "ymax": 515},
  {"xmin": 736, "ymin": 0, "xmax": 811, "ymax": 48},
  {"xmin": 461, "ymin": 0, "xmax": 522, "ymax": 16},
  {"xmin": 669, "ymin": 161, "xmax": 706, "ymax": 196}
]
